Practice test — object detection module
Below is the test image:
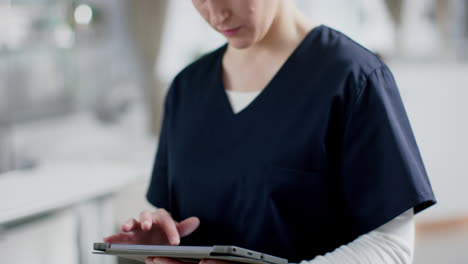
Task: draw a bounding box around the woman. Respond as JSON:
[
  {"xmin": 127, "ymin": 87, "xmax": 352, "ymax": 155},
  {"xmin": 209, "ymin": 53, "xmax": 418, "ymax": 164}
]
[{"xmin": 104, "ymin": 1, "xmax": 436, "ymax": 263}]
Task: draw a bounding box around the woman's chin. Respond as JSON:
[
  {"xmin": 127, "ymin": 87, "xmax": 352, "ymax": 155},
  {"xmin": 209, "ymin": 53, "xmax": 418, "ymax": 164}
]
[{"xmin": 227, "ymin": 38, "xmax": 254, "ymax": 50}]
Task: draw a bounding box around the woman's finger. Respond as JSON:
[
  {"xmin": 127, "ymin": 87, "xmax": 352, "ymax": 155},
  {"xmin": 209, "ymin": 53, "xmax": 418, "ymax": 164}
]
[
  {"xmin": 121, "ymin": 218, "xmax": 140, "ymax": 232},
  {"xmin": 103, "ymin": 232, "xmax": 135, "ymax": 243},
  {"xmin": 151, "ymin": 257, "xmax": 187, "ymax": 264},
  {"xmin": 176, "ymin": 217, "xmax": 200, "ymax": 237},
  {"xmin": 139, "ymin": 210, "xmax": 154, "ymax": 231},
  {"xmin": 146, "ymin": 257, "xmax": 156, "ymax": 264},
  {"xmin": 153, "ymin": 209, "xmax": 180, "ymax": 245},
  {"xmin": 200, "ymin": 259, "xmax": 237, "ymax": 264},
  {"xmin": 103, "ymin": 233, "xmax": 122, "ymax": 243}
]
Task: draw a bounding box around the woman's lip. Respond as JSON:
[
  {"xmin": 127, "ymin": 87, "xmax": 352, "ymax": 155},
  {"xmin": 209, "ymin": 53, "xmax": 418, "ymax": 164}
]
[{"xmin": 221, "ymin": 27, "xmax": 241, "ymax": 37}]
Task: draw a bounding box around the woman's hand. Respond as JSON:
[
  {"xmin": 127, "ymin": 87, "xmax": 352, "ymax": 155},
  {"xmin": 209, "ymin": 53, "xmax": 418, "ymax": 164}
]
[
  {"xmin": 146, "ymin": 257, "xmax": 237, "ymax": 264},
  {"xmin": 103, "ymin": 208, "xmax": 200, "ymax": 246}
]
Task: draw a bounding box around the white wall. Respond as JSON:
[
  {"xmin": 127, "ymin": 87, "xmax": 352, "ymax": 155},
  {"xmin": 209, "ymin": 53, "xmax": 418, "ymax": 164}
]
[
  {"xmin": 0, "ymin": 210, "xmax": 78, "ymax": 264},
  {"xmin": 391, "ymin": 63, "xmax": 468, "ymax": 221}
]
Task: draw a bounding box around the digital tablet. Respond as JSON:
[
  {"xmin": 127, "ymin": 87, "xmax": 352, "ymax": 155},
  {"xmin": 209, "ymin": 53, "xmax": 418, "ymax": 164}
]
[{"xmin": 93, "ymin": 243, "xmax": 288, "ymax": 264}]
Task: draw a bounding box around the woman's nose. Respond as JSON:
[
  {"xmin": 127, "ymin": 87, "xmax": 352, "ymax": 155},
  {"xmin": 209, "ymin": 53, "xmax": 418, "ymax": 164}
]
[{"xmin": 207, "ymin": 1, "xmax": 230, "ymax": 26}]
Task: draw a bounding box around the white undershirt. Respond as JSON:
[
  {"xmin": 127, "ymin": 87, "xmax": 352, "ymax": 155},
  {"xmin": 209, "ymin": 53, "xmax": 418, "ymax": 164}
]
[
  {"xmin": 225, "ymin": 89, "xmax": 262, "ymax": 113},
  {"xmin": 225, "ymin": 89, "xmax": 415, "ymax": 264}
]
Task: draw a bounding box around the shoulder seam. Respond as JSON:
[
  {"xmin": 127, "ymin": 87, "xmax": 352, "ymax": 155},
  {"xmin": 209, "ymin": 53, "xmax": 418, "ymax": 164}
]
[
  {"xmin": 343, "ymin": 65, "xmax": 387, "ymax": 136},
  {"xmin": 356, "ymin": 65, "xmax": 387, "ymax": 102},
  {"xmin": 331, "ymin": 27, "xmax": 386, "ymax": 68}
]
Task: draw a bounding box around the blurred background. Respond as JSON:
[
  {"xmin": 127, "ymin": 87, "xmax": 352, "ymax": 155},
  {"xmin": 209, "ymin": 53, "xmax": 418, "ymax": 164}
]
[{"xmin": 0, "ymin": 0, "xmax": 467, "ymax": 263}]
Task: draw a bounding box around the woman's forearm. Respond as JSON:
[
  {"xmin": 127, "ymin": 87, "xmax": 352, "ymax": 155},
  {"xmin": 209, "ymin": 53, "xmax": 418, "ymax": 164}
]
[{"xmin": 302, "ymin": 209, "xmax": 414, "ymax": 264}]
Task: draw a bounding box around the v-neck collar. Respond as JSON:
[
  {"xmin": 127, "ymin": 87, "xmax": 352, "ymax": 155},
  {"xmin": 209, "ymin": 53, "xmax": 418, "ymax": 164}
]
[{"xmin": 215, "ymin": 25, "xmax": 325, "ymax": 117}]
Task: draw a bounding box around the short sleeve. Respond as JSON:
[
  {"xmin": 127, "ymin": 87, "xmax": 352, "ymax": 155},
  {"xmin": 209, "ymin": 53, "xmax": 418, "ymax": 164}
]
[
  {"xmin": 340, "ymin": 66, "xmax": 436, "ymax": 235},
  {"xmin": 146, "ymin": 83, "xmax": 175, "ymax": 209}
]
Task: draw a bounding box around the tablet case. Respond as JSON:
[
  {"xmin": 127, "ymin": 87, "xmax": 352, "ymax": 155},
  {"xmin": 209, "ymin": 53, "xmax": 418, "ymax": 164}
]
[{"xmin": 93, "ymin": 243, "xmax": 288, "ymax": 264}]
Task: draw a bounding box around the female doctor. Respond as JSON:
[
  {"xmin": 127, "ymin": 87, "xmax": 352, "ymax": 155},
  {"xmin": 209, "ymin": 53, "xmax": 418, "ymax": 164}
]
[{"xmin": 104, "ymin": 1, "xmax": 436, "ymax": 263}]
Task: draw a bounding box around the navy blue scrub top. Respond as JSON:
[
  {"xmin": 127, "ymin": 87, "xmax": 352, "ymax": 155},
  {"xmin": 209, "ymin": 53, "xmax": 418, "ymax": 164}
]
[{"xmin": 147, "ymin": 25, "xmax": 436, "ymax": 263}]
